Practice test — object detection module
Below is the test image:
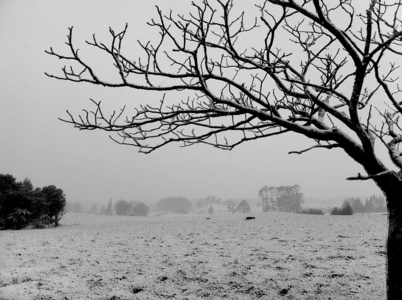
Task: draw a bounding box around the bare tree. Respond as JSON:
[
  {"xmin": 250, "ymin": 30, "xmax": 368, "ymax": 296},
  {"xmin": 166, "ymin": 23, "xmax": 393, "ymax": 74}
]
[
  {"xmin": 226, "ymin": 199, "xmax": 236, "ymax": 214},
  {"xmin": 46, "ymin": 1, "xmax": 402, "ymax": 298}
]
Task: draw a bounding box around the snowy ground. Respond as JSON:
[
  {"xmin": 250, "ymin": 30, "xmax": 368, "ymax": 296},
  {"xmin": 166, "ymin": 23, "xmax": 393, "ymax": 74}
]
[{"xmin": 0, "ymin": 212, "xmax": 387, "ymax": 300}]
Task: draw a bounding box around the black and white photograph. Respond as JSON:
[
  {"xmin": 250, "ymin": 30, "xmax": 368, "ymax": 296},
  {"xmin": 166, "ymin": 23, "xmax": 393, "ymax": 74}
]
[{"xmin": 0, "ymin": 1, "xmax": 401, "ymax": 299}]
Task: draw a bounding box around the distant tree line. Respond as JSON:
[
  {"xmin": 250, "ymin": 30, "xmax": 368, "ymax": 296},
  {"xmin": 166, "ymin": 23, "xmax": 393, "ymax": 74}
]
[
  {"xmin": 197, "ymin": 198, "xmax": 252, "ymax": 214},
  {"xmin": 331, "ymin": 203, "xmax": 354, "ymax": 216},
  {"xmin": 258, "ymin": 185, "xmax": 303, "ymax": 213},
  {"xmin": 300, "ymin": 208, "xmax": 325, "ymax": 215},
  {"xmin": 0, "ymin": 174, "xmax": 66, "ymax": 230},
  {"xmin": 87, "ymin": 199, "xmax": 149, "ymax": 216},
  {"xmin": 156, "ymin": 196, "xmax": 193, "ymax": 213},
  {"xmin": 342, "ymin": 195, "xmax": 386, "ymax": 214},
  {"xmin": 195, "ymin": 195, "xmax": 222, "ymax": 208}
]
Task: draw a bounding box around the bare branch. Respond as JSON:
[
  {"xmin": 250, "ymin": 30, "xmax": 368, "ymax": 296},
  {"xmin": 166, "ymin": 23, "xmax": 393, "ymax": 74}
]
[
  {"xmin": 46, "ymin": 0, "xmax": 402, "ymax": 180},
  {"xmin": 346, "ymin": 170, "xmax": 395, "ymax": 181},
  {"xmin": 288, "ymin": 143, "xmax": 340, "ymax": 155}
]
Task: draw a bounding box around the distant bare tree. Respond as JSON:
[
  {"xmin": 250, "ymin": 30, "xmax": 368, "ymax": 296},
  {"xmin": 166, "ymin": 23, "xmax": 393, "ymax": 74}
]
[
  {"xmin": 258, "ymin": 186, "xmax": 277, "ymax": 212},
  {"xmin": 259, "ymin": 185, "xmax": 303, "ymax": 212},
  {"xmin": 47, "ymin": 1, "xmax": 402, "ymax": 298},
  {"xmin": 105, "ymin": 199, "xmax": 113, "ymax": 216},
  {"xmin": 226, "ymin": 199, "xmax": 236, "ymax": 214}
]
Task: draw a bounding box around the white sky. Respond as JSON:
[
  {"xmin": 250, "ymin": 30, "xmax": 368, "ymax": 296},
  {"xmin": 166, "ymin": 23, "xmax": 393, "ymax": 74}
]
[{"xmin": 0, "ymin": 1, "xmax": 385, "ymax": 206}]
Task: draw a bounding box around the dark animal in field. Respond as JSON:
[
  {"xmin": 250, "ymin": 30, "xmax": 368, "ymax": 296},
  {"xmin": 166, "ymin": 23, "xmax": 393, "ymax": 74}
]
[
  {"xmin": 206, "ymin": 217, "xmax": 211, "ymax": 220},
  {"xmin": 245, "ymin": 217, "xmax": 255, "ymax": 220}
]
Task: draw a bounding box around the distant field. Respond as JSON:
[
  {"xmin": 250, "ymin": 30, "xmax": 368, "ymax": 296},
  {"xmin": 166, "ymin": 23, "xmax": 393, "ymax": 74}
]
[{"xmin": 0, "ymin": 212, "xmax": 387, "ymax": 300}]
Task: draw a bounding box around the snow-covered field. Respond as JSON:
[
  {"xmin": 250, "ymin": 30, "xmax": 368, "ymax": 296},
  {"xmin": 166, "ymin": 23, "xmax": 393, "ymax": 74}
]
[{"xmin": 0, "ymin": 212, "xmax": 387, "ymax": 300}]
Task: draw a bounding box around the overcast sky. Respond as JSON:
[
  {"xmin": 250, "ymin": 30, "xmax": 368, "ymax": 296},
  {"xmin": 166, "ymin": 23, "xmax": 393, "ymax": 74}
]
[{"xmin": 0, "ymin": 1, "xmax": 386, "ymax": 206}]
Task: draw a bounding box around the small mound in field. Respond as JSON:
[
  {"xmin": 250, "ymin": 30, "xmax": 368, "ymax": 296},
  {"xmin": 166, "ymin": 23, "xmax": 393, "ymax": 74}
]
[
  {"xmin": 279, "ymin": 288, "xmax": 289, "ymax": 295},
  {"xmin": 132, "ymin": 287, "xmax": 145, "ymax": 294}
]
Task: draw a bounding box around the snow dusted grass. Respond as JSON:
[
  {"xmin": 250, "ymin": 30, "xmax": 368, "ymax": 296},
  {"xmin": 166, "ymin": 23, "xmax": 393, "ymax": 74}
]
[{"xmin": 0, "ymin": 212, "xmax": 387, "ymax": 299}]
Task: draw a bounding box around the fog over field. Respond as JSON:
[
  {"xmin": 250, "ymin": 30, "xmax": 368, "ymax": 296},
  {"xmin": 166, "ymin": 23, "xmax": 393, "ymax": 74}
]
[{"xmin": 0, "ymin": 212, "xmax": 386, "ymax": 300}]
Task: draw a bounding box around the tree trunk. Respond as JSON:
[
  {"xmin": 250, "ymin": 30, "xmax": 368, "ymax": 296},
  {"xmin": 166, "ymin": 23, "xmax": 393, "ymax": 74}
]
[
  {"xmin": 386, "ymin": 189, "xmax": 402, "ymax": 300},
  {"xmin": 54, "ymin": 215, "xmax": 59, "ymax": 227},
  {"xmin": 376, "ymin": 172, "xmax": 402, "ymax": 300}
]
